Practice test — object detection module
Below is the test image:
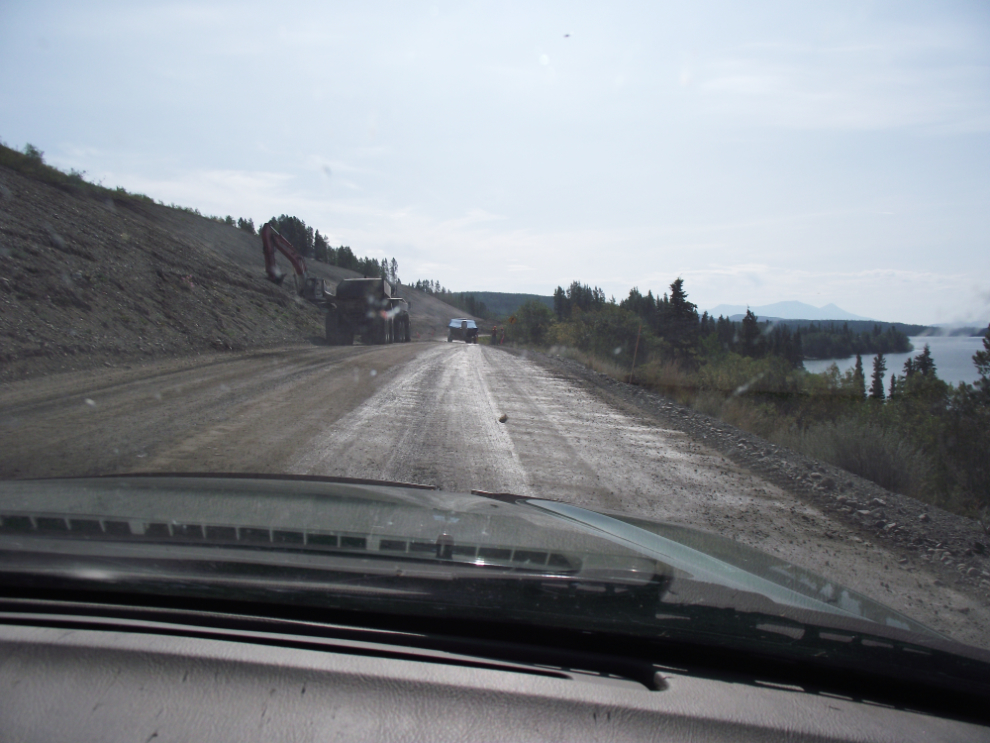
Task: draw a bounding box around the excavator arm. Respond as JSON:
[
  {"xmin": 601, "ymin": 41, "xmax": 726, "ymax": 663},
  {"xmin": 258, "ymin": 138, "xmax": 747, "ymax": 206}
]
[{"xmin": 260, "ymin": 223, "xmax": 308, "ymax": 289}]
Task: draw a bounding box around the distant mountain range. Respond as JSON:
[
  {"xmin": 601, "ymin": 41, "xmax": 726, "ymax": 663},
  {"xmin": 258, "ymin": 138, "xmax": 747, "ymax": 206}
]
[{"xmin": 705, "ymin": 301, "xmax": 872, "ymax": 322}]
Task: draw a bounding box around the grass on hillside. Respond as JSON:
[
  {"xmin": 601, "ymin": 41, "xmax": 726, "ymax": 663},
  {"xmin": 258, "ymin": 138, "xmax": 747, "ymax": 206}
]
[{"xmin": 0, "ymin": 141, "xmax": 156, "ymax": 205}]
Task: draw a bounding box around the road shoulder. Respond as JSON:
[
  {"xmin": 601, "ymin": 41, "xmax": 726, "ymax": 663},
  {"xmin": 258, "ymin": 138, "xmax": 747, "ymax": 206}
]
[{"xmin": 507, "ymin": 346, "xmax": 990, "ymax": 649}]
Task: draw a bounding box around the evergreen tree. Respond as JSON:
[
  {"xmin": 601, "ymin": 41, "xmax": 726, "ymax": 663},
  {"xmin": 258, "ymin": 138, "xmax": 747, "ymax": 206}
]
[
  {"xmin": 336, "ymin": 245, "xmax": 357, "ymax": 271},
  {"xmin": 552, "ymin": 286, "xmax": 568, "ymax": 320},
  {"xmin": 870, "ymin": 352, "xmax": 887, "ymax": 401},
  {"xmin": 715, "ymin": 315, "xmax": 735, "ymax": 350},
  {"xmin": 853, "ymin": 354, "xmax": 866, "ymax": 401},
  {"xmin": 973, "ymin": 323, "xmax": 990, "ymax": 401},
  {"xmin": 269, "ymin": 215, "xmax": 315, "ymax": 257},
  {"xmin": 699, "ymin": 311, "xmax": 711, "ymax": 336},
  {"xmin": 915, "ymin": 344, "xmax": 936, "ymax": 376},
  {"xmin": 565, "ymin": 281, "xmax": 605, "ymax": 313},
  {"xmin": 667, "ymin": 278, "xmax": 695, "ymax": 317},
  {"xmin": 313, "ymin": 230, "xmax": 330, "ymax": 263},
  {"xmin": 889, "ymin": 372, "xmax": 897, "ymax": 399},
  {"xmin": 663, "ymin": 278, "xmax": 700, "ymax": 360},
  {"xmin": 740, "ymin": 309, "xmax": 762, "ymax": 358}
]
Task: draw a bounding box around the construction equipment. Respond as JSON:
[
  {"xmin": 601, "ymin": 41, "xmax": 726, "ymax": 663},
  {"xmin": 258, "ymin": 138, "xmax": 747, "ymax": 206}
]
[
  {"xmin": 325, "ymin": 277, "xmax": 411, "ymax": 346},
  {"xmin": 299, "ymin": 277, "xmax": 331, "ymax": 308},
  {"xmin": 261, "ymin": 224, "xmax": 334, "ymax": 307},
  {"xmin": 260, "ymin": 225, "xmax": 410, "ymax": 344},
  {"xmin": 260, "ymin": 223, "xmax": 310, "ymax": 293}
]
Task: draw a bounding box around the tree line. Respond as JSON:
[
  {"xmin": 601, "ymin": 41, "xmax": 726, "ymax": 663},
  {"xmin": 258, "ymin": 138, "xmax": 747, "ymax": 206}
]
[
  {"xmin": 832, "ymin": 339, "xmax": 990, "ymax": 518},
  {"xmin": 799, "ymin": 321, "xmax": 912, "ymax": 359},
  {"xmin": 496, "ymin": 275, "xmax": 989, "ymax": 520},
  {"xmin": 536, "ymin": 279, "xmax": 804, "ymax": 369}
]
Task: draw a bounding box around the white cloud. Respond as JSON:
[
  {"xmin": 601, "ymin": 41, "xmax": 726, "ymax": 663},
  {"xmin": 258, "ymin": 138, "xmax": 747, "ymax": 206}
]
[{"xmin": 697, "ymin": 34, "xmax": 990, "ymax": 132}]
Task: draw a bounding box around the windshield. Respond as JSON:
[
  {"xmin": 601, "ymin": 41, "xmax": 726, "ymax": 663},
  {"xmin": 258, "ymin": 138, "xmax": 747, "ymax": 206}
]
[{"xmin": 1, "ymin": 0, "xmax": 989, "ymax": 687}]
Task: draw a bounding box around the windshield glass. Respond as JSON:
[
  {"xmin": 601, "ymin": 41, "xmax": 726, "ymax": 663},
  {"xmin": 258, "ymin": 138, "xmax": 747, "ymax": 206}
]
[{"xmin": 1, "ymin": 0, "xmax": 989, "ymax": 678}]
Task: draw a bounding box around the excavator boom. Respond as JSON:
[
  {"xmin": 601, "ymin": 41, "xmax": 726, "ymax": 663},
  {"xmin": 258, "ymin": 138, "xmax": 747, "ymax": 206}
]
[{"xmin": 260, "ymin": 223, "xmax": 308, "ymax": 287}]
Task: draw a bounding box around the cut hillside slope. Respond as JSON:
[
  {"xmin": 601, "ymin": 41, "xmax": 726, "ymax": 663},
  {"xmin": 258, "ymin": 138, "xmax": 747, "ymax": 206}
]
[
  {"xmin": 0, "ymin": 164, "xmax": 475, "ymax": 382},
  {"xmin": 149, "ymin": 207, "xmax": 481, "ymax": 340}
]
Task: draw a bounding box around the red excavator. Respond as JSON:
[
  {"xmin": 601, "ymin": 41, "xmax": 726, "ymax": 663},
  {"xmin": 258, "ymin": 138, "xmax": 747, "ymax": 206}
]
[{"xmin": 260, "ymin": 223, "xmax": 329, "ymax": 306}]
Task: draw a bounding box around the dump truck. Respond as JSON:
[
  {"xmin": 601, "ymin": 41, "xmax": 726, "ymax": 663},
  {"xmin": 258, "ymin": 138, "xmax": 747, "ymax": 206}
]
[{"xmin": 325, "ymin": 277, "xmax": 411, "ymax": 345}]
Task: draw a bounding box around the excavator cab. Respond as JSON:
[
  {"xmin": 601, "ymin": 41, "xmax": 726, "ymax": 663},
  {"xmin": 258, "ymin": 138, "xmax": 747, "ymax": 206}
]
[{"xmin": 301, "ymin": 278, "xmax": 328, "ymax": 303}]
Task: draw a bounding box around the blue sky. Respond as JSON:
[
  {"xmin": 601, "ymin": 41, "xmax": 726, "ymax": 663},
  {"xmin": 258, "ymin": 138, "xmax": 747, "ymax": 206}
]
[{"xmin": 2, "ymin": 1, "xmax": 989, "ymax": 324}]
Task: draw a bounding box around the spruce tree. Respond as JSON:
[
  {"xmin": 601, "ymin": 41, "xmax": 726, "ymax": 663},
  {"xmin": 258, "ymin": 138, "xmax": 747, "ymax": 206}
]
[
  {"xmin": 870, "ymin": 352, "xmax": 887, "ymax": 401},
  {"xmin": 975, "ymin": 324, "xmax": 990, "ymax": 379},
  {"xmin": 915, "ymin": 344, "xmax": 936, "ymax": 376},
  {"xmin": 666, "ymin": 278, "xmax": 699, "ymax": 359},
  {"xmin": 974, "ymin": 322, "xmax": 990, "ymax": 401},
  {"xmin": 854, "ymin": 354, "xmax": 866, "ymax": 401},
  {"xmin": 552, "ymin": 286, "xmax": 568, "ymax": 320},
  {"xmin": 740, "ymin": 309, "xmax": 762, "ymax": 358}
]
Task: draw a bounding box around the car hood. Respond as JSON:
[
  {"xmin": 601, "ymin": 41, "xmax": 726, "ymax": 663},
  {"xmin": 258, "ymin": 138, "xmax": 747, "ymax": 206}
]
[{"xmin": 0, "ymin": 474, "xmax": 937, "ymax": 641}]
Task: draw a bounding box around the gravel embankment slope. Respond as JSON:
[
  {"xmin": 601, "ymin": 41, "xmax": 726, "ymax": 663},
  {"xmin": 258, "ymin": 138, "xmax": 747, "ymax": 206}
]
[{"xmin": 0, "ymin": 165, "xmax": 473, "ymax": 382}]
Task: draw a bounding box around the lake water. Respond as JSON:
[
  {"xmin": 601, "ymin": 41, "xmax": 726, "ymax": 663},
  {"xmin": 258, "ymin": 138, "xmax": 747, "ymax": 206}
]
[{"xmin": 803, "ymin": 335, "xmax": 986, "ymax": 392}]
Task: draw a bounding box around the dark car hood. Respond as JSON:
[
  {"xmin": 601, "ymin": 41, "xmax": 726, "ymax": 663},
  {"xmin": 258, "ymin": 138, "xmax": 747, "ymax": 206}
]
[{"xmin": 0, "ymin": 474, "xmax": 938, "ymax": 640}]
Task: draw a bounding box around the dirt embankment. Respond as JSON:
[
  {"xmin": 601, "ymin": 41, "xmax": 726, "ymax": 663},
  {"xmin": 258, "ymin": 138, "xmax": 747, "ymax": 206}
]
[{"xmin": 0, "ymin": 166, "xmax": 473, "ymax": 382}]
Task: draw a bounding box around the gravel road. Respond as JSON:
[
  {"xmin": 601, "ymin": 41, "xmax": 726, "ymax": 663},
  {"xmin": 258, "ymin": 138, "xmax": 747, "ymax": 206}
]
[{"xmin": 2, "ymin": 340, "xmax": 988, "ymax": 648}]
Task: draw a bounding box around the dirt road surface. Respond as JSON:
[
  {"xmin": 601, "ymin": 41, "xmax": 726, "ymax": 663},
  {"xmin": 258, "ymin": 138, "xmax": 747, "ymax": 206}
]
[{"xmin": 2, "ymin": 340, "xmax": 988, "ymax": 649}]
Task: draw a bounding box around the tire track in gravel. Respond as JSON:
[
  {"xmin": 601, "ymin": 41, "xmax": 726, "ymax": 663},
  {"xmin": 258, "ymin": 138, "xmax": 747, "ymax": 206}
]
[
  {"xmin": 290, "ymin": 343, "xmax": 759, "ymax": 524},
  {"xmin": 290, "ymin": 343, "xmax": 531, "ymax": 493},
  {"xmin": 0, "ymin": 344, "xmax": 405, "ymax": 478},
  {"xmin": 5, "ymin": 339, "xmax": 989, "ymax": 649},
  {"xmin": 289, "ymin": 342, "xmax": 990, "ymax": 649}
]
